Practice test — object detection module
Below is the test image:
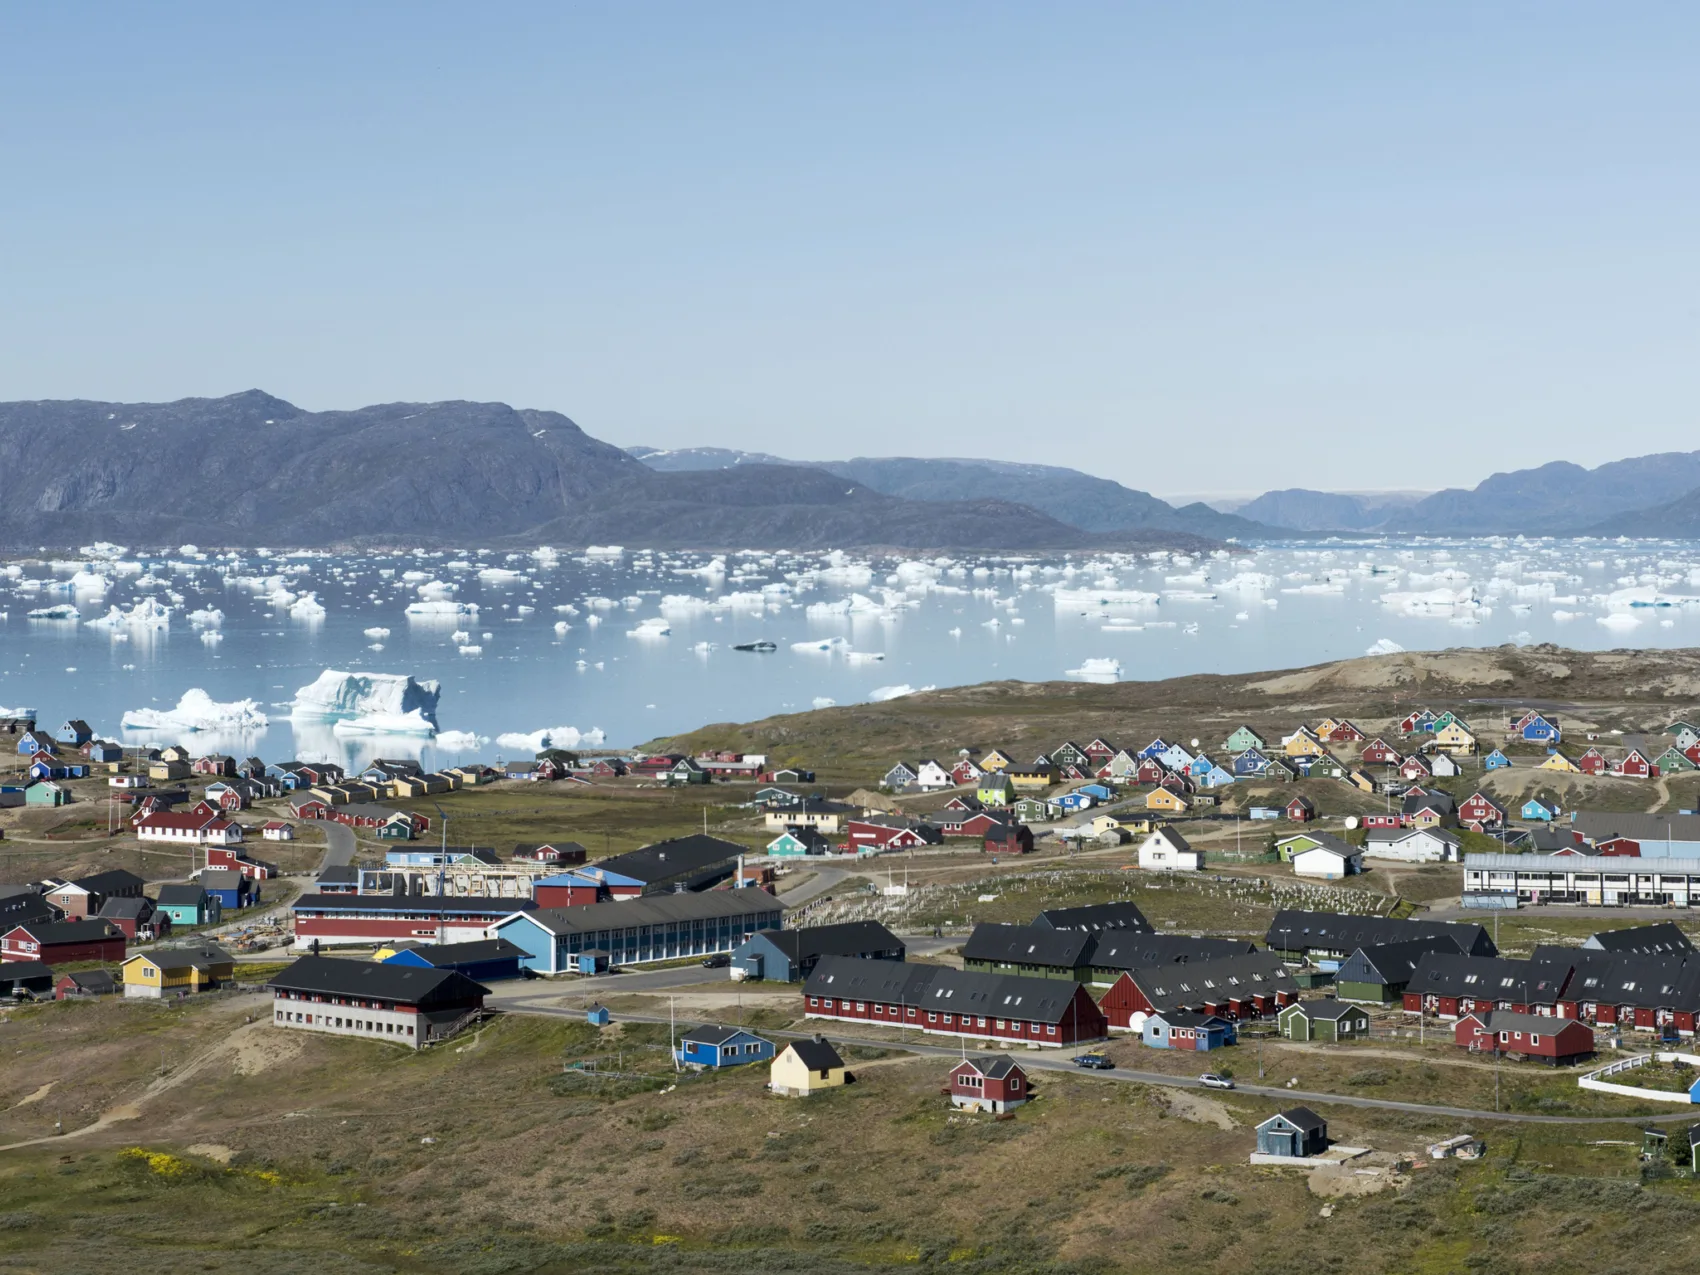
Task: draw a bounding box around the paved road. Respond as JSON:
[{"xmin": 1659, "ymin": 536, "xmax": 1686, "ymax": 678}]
[
  {"xmin": 777, "ymin": 866, "xmax": 852, "ymax": 907},
  {"xmin": 320, "ymin": 823, "xmax": 356, "ymax": 870},
  {"xmin": 495, "ymin": 997, "xmax": 1700, "ymax": 1126}
]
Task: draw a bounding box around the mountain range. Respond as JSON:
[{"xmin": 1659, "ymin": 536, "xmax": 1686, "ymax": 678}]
[{"xmin": 0, "ymin": 393, "xmax": 1219, "ymax": 553}]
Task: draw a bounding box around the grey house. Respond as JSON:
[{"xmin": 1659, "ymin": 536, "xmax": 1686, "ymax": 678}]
[
  {"xmin": 1256, "ymin": 1107, "xmax": 1328, "ymax": 1158},
  {"xmin": 732, "ymin": 921, "xmax": 905, "ymax": 982}
]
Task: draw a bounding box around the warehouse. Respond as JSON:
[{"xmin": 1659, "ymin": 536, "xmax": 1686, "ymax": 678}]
[
  {"xmin": 290, "ymin": 894, "xmax": 533, "ymax": 950},
  {"xmin": 492, "ymin": 889, "xmax": 782, "ymax": 973},
  {"xmin": 269, "ymin": 955, "xmax": 488, "ymax": 1049}
]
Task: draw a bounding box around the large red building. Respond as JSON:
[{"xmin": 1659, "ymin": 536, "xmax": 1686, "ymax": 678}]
[
  {"xmin": 1, "ymin": 920, "xmax": 125, "ymax": 965},
  {"xmin": 1097, "ymin": 953, "xmax": 1298, "ymax": 1029},
  {"xmin": 289, "ymin": 894, "xmax": 530, "ymax": 951},
  {"xmin": 1454, "ymin": 1010, "xmax": 1596, "ymax": 1066},
  {"xmin": 802, "ymin": 956, "xmax": 1107, "ymax": 1046}
]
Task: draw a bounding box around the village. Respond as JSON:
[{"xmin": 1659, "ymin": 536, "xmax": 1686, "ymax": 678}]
[{"xmin": 6, "ymin": 693, "xmax": 1700, "ymax": 1202}]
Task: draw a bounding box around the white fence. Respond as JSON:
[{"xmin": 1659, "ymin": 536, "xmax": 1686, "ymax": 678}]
[{"xmin": 1577, "ymin": 1052, "xmax": 1700, "ymax": 1105}]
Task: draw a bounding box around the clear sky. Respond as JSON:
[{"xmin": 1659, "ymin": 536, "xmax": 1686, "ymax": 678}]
[{"xmin": 2, "ymin": 5, "xmax": 1696, "ymax": 496}]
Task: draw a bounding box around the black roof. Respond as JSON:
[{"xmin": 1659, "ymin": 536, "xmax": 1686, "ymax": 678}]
[
  {"xmin": 514, "ymin": 841, "xmax": 589, "ymax": 858},
  {"xmin": 756, "ymin": 921, "xmax": 903, "ymax": 963},
  {"xmin": 1402, "ymin": 791, "xmax": 1456, "ymax": 815},
  {"xmin": 98, "ymin": 897, "xmax": 154, "ymax": 920},
  {"xmin": 1152, "ymin": 1009, "xmax": 1231, "ymax": 1028},
  {"xmin": 804, "ymin": 955, "xmax": 1089, "ymax": 1025},
  {"xmin": 316, "ymin": 864, "xmax": 359, "ymax": 886},
  {"xmin": 517, "ymin": 890, "xmax": 773, "ymax": 936},
  {"xmin": 0, "ymin": 962, "xmax": 54, "ymax": 984},
  {"xmin": 1265, "ymin": 910, "xmax": 1496, "ymax": 958},
  {"xmin": 958, "ymin": 1055, "xmax": 1023, "ymax": 1080},
  {"xmin": 140, "ymin": 944, "xmax": 233, "ymax": 972},
  {"xmin": 1119, "ymin": 953, "xmax": 1298, "ymax": 1014},
  {"xmin": 156, "ymin": 884, "xmax": 209, "ymax": 907},
  {"xmin": 963, "ymin": 923, "xmax": 1095, "ymax": 970},
  {"xmin": 0, "ymin": 893, "xmax": 57, "ymax": 927},
  {"xmin": 292, "ymin": 893, "xmax": 534, "ymax": 917},
  {"xmin": 1033, "ymin": 901, "xmax": 1152, "ymax": 934},
  {"xmin": 1336, "ymin": 937, "xmax": 1462, "ymax": 986},
  {"xmin": 403, "ymin": 938, "xmax": 525, "ymax": 967},
  {"xmin": 68, "ymin": 869, "xmax": 145, "ymax": 895},
  {"xmin": 60, "ymin": 969, "xmax": 117, "ymax": 992},
  {"xmin": 200, "ymin": 868, "xmax": 249, "ymax": 889},
  {"xmin": 1537, "ymin": 950, "xmax": 1700, "ymax": 1012},
  {"xmin": 786, "ymin": 1036, "xmax": 844, "ymax": 1071},
  {"xmin": 1287, "ymin": 1000, "xmax": 1364, "ymax": 1020},
  {"xmin": 1086, "ymin": 933, "xmax": 1259, "ymax": 971},
  {"xmin": 1406, "ymin": 952, "xmax": 1574, "ymax": 1003},
  {"xmin": 1584, "ymin": 923, "xmax": 1696, "ymax": 957},
  {"xmin": 1266, "ymin": 1107, "xmax": 1326, "ymax": 1133},
  {"xmin": 268, "ymin": 955, "xmax": 489, "ymax": 1006},
  {"xmin": 597, "ymin": 835, "xmax": 747, "ymax": 884}
]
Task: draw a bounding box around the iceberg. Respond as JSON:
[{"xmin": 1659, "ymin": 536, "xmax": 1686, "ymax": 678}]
[
  {"xmin": 122, "ymin": 689, "xmax": 269, "ymax": 734},
  {"xmin": 188, "ymin": 608, "xmax": 224, "ymax": 627},
  {"xmin": 363, "ymin": 627, "xmax": 391, "ymax": 639},
  {"xmin": 627, "ymin": 617, "xmax": 672, "ymax": 639},
  {"xmin": 1365, "ymin": 638, "xmax": 1405, "ymax": 656},
  {"xmin": 200, "ymin": 631, "xmax": 223, "ymax": 646},
  {"xmin": 405, "ymin": 599, "xmax": 478, "ymax": 618},
  {"xmin": 1065, "ymin": 657, "xmax": 1123, "ymax": 683},
  {"xmin": 868, "ymin": 684, "xmax": 933, "ymax": 702},
  {"xmin": 26, "ymin": 604, "xmax": 80, "ymax": 621},
  {"xmin": 812, "ymin": 697, "xmax": 837, "ymax": 709},
  {"xmin": 434, "ymin": 730, "xmax": 490, "ymax": 751},
  {"xmin": 289, "ymin": 593, "xmax": 327, "ymax": 620},
  {"xmin": 494, "ymin": 725, "xmax": 607, "ymax": 752},
  {"xmin": 290, "ymin": 670, "xmax": 442, "ymax": 729},
  {"xmin": 330, "ymin": 710, "xmax": 438, "ymax": 737}
]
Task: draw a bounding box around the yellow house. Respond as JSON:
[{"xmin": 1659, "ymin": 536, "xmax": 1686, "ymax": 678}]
[
  {"xmin": 1540, "ymin": 751, "xmax": 1581, "ymax": 773},
  {"xmin": 148, "ymin": 759, "xmax": 191, "ymax": 782},
  {"xmin": 978, "ymin": 749, "xmax": 1016, "ymax": 773},
  {"xmin": 1086, "ymin": 814, "xmax": 1124, "ymax": 837},
  {"xmin": 1008, "ymin": 766, "xmax": 1057, "ymax": 791},
  {"xmin": 1313, "ymin": 718, "xmax": 1341, "ymax": 740},
  {"xmin": 1146, "ymin": 788, "xmax": 1191, "ymax": 813},
  {"xmin": 1284, "ymin": 729, "xmax": 1327, "ymax": 758},
  {"xmin": 769, "ymin": 1037, "xmax": 847, "ymax": 1097},
  {"xmin": 1117, "ymin": 814, "xmax": 1158, "ymax": 834},
  {"xmin": 120, "ymin": 944, "xmax": 235, "ymax": 1000},
  {"xmin": 1433, "ymin": 722, "xmax": 1478, "ymax": 756},
  {"xmin": 1345, "ymin": 768, "xmax": 1377, "ymax": 793}
]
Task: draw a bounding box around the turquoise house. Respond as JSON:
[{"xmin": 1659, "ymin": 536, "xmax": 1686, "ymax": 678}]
[
  {"xmin": 154, "ymin": 884, "xmax": 219, "ymax": 927},
  {"xmin": 1484, "ymin": 750, "xmax": 1511, "ymax": 771},
  {"xmin": 1522, "ymin": 797, "xmax": 1560, "ymax": 822}
]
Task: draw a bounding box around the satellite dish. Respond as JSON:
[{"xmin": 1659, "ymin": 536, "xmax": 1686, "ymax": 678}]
[
  {"xmin": 1343, "ymin": 816, "xmax": 1360, "ymax": 830},
  {"xmin": 1190, "ymin": 738, "xmax": 1200, "ymax": 748}
]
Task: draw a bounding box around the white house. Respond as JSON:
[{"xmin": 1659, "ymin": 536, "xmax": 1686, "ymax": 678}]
[
  {"xmin": 1138, "ymin": 827, "xmax": 1203, "ymax": 872},
  {"xmin": 261, "ymin": 821, "xmax": 296, "ymax": 842},
  {"xmin": 1292, "ymin": 844, "xmax": 1361, "ymax": 880},
  {"xmin": 914, "ymin": 760, "xmax": 955, "ymax": 791},
  {"xmin": 1364, "ymin": 826, "xmax": 1459, "ymax": 863},
  {"xmin": 1428, "ymin": 752, "xmax": 1462, "ymax": 778},
  {"xmin": 134, "ymin": 811, "xmax": 244, "ymax": 846}
]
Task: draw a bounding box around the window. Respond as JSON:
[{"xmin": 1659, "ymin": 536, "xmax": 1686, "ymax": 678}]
[
  {"xmin": 1531, "ymin": 1035, "xmax": 1541, "ymax": 1046},
  {"xmin": 808, "ymin": 997, "xmax": 818, "ymax": 1007},
  {"xmin": 926, "ymin": 1012, "xmax": 937, "ymax": 1023},
  {"xmin": 1046, "ymin": 1025, "xmax": 1057, "ymax": 1036}
]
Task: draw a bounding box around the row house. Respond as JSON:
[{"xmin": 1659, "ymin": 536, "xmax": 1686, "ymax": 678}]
[
  {"xmin": 1402, "ymin": 952, "xmax": 1574, "ymax": 1021},
  {"xmin": 803, "ymin": 955, "xmax": 1108, "ymax": 1046},
  {"xmin": 1542, "ymin": 950, "xmax": 1700, "ymax": 1036},
  {"xmin": 1097, "ymin": 952, "xmax": 1299, "ymax": 1028}
]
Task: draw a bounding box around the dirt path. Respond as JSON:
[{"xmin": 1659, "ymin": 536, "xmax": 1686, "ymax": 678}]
[{"xmin": 1648, "ymin": 777, "xmax": 1671, "ymax": 814}]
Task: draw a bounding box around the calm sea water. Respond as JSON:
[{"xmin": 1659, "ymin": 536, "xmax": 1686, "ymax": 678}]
[{"xmin": 3, "ymin": 539, "xmax": 1699, "ymax": 769}]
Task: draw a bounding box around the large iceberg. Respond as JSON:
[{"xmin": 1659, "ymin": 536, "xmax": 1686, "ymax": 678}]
[
  {"xmin": 495, "ymin": 725, "xmax": 607, "ymax": 752},
  {"xmin": 122, "ymin": 689, "xmax": 269, "ymax": 734},
  {"xmin": 291, "ymin": 670, "xmax": 442, "ymax": 731}
]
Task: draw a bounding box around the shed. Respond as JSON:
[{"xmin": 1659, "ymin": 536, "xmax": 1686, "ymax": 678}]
[
  {"xmin": 770, "ymin": 1036, "xmax": 847, "ymax": 1097},
  {"xmin": 0, "ymin": 961, "xmax": 55, "ymax": 999},
  {"xmin": 1255, "ymin": 1108, "xmax": 1328, "ymax": 1158},
  {"xmin": 1278, "ymin": 999, "xmax": 1370, "ymax": 1043},
  {"xmin": 55, "ymin": 969, "xmax": 118, "ymax": 999},
  {"xmin": 585, "ymin": 1003, "xmax": 611, "ymax": 1027}
]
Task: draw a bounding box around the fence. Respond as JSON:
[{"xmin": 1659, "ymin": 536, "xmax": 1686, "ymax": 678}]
[{"xmin": 1577, "ymin": 1052, "xmax": 1700, "ymax": 1105}]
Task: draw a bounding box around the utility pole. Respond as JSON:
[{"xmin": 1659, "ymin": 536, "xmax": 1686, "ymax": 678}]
[{"xmin": 670, "ymin": 995, "xmax": 678, "ymax": 1073}]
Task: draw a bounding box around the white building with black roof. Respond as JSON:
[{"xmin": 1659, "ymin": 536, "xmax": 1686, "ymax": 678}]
[{"xmin": 268, "ymin": 955, "xmax": 489, "ymax": 1048}]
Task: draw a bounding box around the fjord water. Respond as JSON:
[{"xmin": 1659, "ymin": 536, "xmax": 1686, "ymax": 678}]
[{"xmin": 3, "ymin": 540, "xmax": 1699, "ymax": 769}]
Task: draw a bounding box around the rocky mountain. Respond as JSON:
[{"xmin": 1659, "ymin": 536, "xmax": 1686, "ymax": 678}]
[
  {"xmin": 0, "ymin": 393, "xmax": 1219, "ymax": 553},
  {"xmin": 1383, "ymin": 453, "xmax": 1700, "ymax": 535},
  {"xmin": 1229, "ymin": 489, "xmax": 1426, "ymax": 532},
  {"xmin": 1586, "ymin": 484, "xmax": 1700, "ymax": 537},
  {"xmin": 626, "ymin": 448, "xmax": 1270, "ymax": 540}
]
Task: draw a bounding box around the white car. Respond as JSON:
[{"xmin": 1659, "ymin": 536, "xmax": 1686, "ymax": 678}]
[{"xmin": 1198, "ymin": 1073, "xmax": 1235, "ymax": 1090}]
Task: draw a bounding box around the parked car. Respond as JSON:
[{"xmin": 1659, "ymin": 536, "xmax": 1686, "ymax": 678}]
[
  {"xmin": 1072, "ymin": 1053, "xmax": 1115, "ymax": 1070},
  {"xmin": 1199, "ymin": 1073, "xmax": 1235, "ymax": 1090},
  {"xmin": 701, "ymin": 954, "xmax": 731, "ymax": 969}
]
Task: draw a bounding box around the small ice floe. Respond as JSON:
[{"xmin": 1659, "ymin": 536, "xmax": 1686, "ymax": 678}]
[
  {"xmin": 495, "ymin": 725, "xmax": 606, "ymax": 751},
  {"xmin": 627, "ymin": 617, "xmax": 671, "ymax": 639},
  {"xmin": 1597, "ymin": 613, "xmax": 1641, "ymax": 631},
  {"xmin": 947, "ymin": 626, "xmax": 962, "ymax": 637},
  {"xmin": 363, "ymin": 627, "xmax": 391, "ymax": 639},
  {"xmin": 812, "ymin": 697, "xmax": 837, "ymax": 709},
  {"xmin": 1234, "ymin": 611, "xmax": 1250, "ymax": 621},
  {"xmin": 1365, "ymin": 638, "xmax": 1405, "ymax": 656},
  {"xmin": 434, "ymin": 730, "xmax": 490, "ymax": 750},
  {"xmin": 201, "ymin": 631, "xmax": 224, "ymax": 646},
  {"xmin": 451, "ymin": 630, "xmax": 471, "ymax": 644},
  {"xmin": 553, "ymin": 621, "xmax": 571, "ymax": 635},
  {"xmin": 367, "ymin": 643, "xmax": 385, "ymax": 651},
  {"xmin": 1065, "ymin": 658, "xmax": 1122, "ymax": 684},
  {"xmin": 1553, "ymin": 610, "xmax": 1578, "ymax": 621},
  {"xmin": 846, "ymin": 650, "xmax": 885, "ymax": 663},
  {"xmin": 793, "ymin": 637, "xmax": 848, "ymax": 653},
  {"xmin": 189, "ymin": 608, "xmax": 225, "ymax": 627},
  {"xmin": 458, "ymin": 644, "xmax": 484, "ymax": 655}
]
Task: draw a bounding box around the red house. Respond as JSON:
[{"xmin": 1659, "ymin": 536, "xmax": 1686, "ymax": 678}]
[
  {"xmin": 513, "ymin": 842, "xmax": 589, "ymax": 865},
  {"xmin": 1097, "ymin": 954, "xmax": 1297, "ymax": 1028},
  {"xmin": 949, "ymin": 759, "xmax": 983, "ymax": 785},
  {"xmin": 1360, "ymin": 813, "xmax": 1402, "ymax": 829},
  {"xmin": 1285, "ymin": 795, "xmax": 1316, "ymax": 823},
  {"xmin": 1458, "ymin": 792, "xmax": 1507, "ymax": 831},
  {"xmin": 1360, "ymin": 739, "xmax": 1402, "ymax": 765},
  {"xmin": 1084, "ymin": 739, "xmax": 1118, "ymax": 767},
  {"xmin": 1327, "ymin": 720, "xmax": 1366, "ymax": 743},
  {"xmin": 949, "ymin": 1057, "xmax": 1030, "ymax": 1113},
  {"xmin": 984, "ymin": 823, "xmax": 1034, "ymax": 855},
  {"xmin": 1614, "ymin": 749, "xmax": 1654, "ymax": 779},
  {"xmin": 845, "ymin": 819, "xmax": 939, "ymax": 852},
  {"xmin": 1135, "ymin": 758, "xmax": 1168, "ymax": 785},
  {"xmin": 1578, "ymin": 748, "xmax": 1608, "ymax": 776},
  {"xmin": 1399, "ymin": 754, "xmax": 1432, "ymax": 780},
  {"xmin": 290, "ymin": 797, "xmax": 333, "ymax": 821},
  {"xmin": 941, "ymin": 812, "xmax": 1005, "ymax": 839},
  {"xmin": 1595, "ymin": 837, "xmax": 1642, "ymax": 858},
  {"xmin": 1, "ymin": 920, "xmax": 125, "ymax": 965},
  {"xmin": 1454, "ymin": 1010, "xmax": 1596, "ymax": 1067}
]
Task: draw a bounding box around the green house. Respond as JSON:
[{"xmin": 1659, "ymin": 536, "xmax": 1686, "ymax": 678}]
[
  {"xmin": 1278, "ymin": 999, "xmax": 1369, "ymax": 1043},
  {"xmin": 1334, "ymin": 939, "xmax": 1450, "ymax": 1004},
  {"xmin": 155, "ymin": 884, "xmax": 220, "ymax": 928},
  {"xmin": 976, "ymin": 774, "xmax": 1015, "ymax": 807},
  {"xmin": 1224, "ymin": 725, "xmax": 1265, "ymax": 753},
  {"xmin": 24, "ymin": 781, "xmax": 68, "ymax": 807},
  {"xmin": 961, "ymin": 923, "xmax": 1092, "ymax": 982},
  {"xmin": 1655, "ymin": 747, "xmax": 1696, "ymax": 773},
  {"xmin": 1012, "ymin": 796, "xmax": 1051, "ymax": 824}
]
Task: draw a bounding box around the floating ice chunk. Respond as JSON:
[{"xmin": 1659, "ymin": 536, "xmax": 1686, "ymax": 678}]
[
  {"xmin": 812, "ymin": 697, "xmax": 837, "ymax": 709},
  {"xmin": 405, "ymin": 599, "xmax": 478, "ymax": 618},
  {"xmin": 26, "ymin": 603, "xmax": 80, "ymax": 621},
  {"xmin": 330, "ymin": 709, "xmax": 438, "ymax": 736},
  {"xmin": 291, "ymin": 670, "xmax": 442, "ymax": 726},
  {"xmin": 1597, "ymin": 613, "xmax": 1642, "ymax": 631},
  {"xmin": 434, "ymin": 729, "xmax": 490, "ymax": 750},
  {"xmin": 846, "ymin": 650, "xmax": 885, "ymax": 663},
  {"xmin": 1066, "ymin": 658, "xmax": 1122, "ymax": 683},
  {"xmin": 363, "ymin": 627, "xmax": 391, "ymax": 639},
  {"xmin": 1552, "ymin": 610, "xmax": 1579, "ymax": 621},
  {"xmin": 1365, "ymin": 638, "xmax": 1405, "ymax": 656},
  {"xmin": 627, "ymin": 617, "xmax": 671, "ymax": 639},
  {"xmin": 793, "ymin": 637, "xmax": 848, "ymax": 653},
  {"xmin": 458, "ymin": 645, "xmax": 484, "ymax": 655},
  {"xmin": 494, "ymin": 725, "xmax": 607, "ymax": 751},
  {"xmin": 289, "ymin": 593, "xmax": 327, "ymax": 620},
  {"xmin": 189, "ymin": 608, "xmax": 224, "ymax": 627},
  {"xmin": 477, "ymin": 568, "xmax": 525, "ymax": 584},
  {"xmin": 201, "ymin": 631, "xmax": 224, "ymax": 646},
  {"xmin": 85, "ymin": 598, "xmax": 172, "ymax": 630},
  {"xmin": 868, "ymin": 684, "xmax": 933, "ymax": 702},
  {"xmin": 122, "ymin": 689, "xmax": 268, "ymax": 733},
  {"xmin": 553, "ymin": 621, "xmax": 571, "ymax": 635},
  {"xmin": 367, "ymin": 643, "xmax": 385, "ymax": 651},
  {"xmin": 1234, "ymin": 611, "xmax": 1250, "ymax": 621}
]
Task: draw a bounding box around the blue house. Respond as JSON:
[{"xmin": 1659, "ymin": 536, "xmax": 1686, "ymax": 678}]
[
  {"xmin": 586, "ymin": 1003, "xmax": 611, "ymax": 1026},
  {"xmin": 1522, "ymin": 797, "xmax": 1560, "ymax": 822},
  {"xmin": 674, "ymin": 1024, "xmax": 774, "ymax": 1069},
  {"xmin": 1187, "ymin": 755, "xmax": 1215, "ymax": 779},
  {"xmin": 16, "ymin": 732, "xmax": 55, "ymax": 758},
  {"xmin": 59, "ymin": 719, "xmax": 93, "ymax": 747},
  {"xmin": 1199, "ymin": 765, "xmax": 1236, "ymax": 789},
  {"xmin": 87, "ymin": 742, "xmax": 123, "ymax": 764},
  {"xmin": 1141, "ymin": 1011, "xmax": 1236, "ymax": 1051},
  {"xmin": 1233, "ymin": 748, "xmax": 1271, "ymax": 777},
  {"xmin": 27, "ymin": 759, "xmax": 84, "ymax": 781},
  {"xmin": 198, "ymin": 869, "xmax": 256, "ymax": 911},
  {"xmin": 1157, "ymin": 744, "xmax": 1195, "ymax": 772},
  {"xmin": 1521, "ymin": 715, "xmax": 1562, "ymax": 744},
  {"xmin": 382, "ymin": 938, "xmax": 524, "ymax": 982},
  {"xmin": 1256, "ymin": 1108, "xmax": 1328, "ymax": 1158},
  {"xmin": 1136, "ymin": 738, "xmax": 1169, "ymax": 761},
  {"xmin": 1483, "ymin": 749, "xmax": 1512, "ymax": 771},
  {"xmin": 1077, "ymin": 784, "xmax": 1115, "ymax": 802},
  {"xmin": 1049, "ymin": 791, "xmax": 1094, "ymax": 815}
]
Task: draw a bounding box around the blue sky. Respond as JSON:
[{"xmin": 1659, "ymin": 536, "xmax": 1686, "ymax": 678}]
[{"xmin": 2, "ymin": 5, "xmax": 1696, "ymax": 495}]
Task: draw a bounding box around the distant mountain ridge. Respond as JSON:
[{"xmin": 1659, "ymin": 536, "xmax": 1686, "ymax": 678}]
[
  {"xmin": 626, "ymin": 447, "xmax": 1272, "ymax": 540},
  {"xmin": 0, "ymin": 393, "xmax": 1221, "ymax": 553}
]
